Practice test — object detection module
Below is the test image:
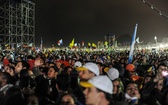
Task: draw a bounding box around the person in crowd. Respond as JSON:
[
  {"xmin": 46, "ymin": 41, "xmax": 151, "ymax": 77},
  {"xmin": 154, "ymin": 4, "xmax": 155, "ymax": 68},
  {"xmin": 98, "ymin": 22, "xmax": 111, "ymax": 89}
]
[
  {"xmin": 124, "ymin": 82, "xmax": 141, "ymax": 105},
  {"xmin": 15, "ymin": 60, "xmax": 30, "ymax": 74},
  {"xmin": 0, "ymin": 86, "xmax": 25, "ymax": 105},
  {"xmin": 76, "ymin": 62, "xmax": 100, "ymax": 81},
  {"xmin": 0, "ymin": 72, "xmax": 13, "ymax": 95},
  {"xmin": 47, "ymin": 66, "xmax": 59, "ymax": 79},
  {"xmin": 56, "ymin": 93, "xmax": 77, "ymax": 105},
  {"xmin": 26, "ymin": 94, "xmax": 39, "ymax": 105},
  {"xmin": 106, "ymin": 67, "xmax": 125, "ymax": 102},
  {"xmin": 80, "ymin": 75, "xmax": 114, "ymax": 105},
  {"xmin": 55, "ymin": 59, "xmax": 64, "ymax": 74}
]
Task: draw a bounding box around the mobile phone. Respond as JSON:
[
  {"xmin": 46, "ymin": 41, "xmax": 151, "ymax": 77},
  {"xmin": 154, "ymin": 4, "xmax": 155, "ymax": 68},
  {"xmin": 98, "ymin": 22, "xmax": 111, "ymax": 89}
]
[{"xmin": 162, "ymin": 70, "xmax": 168, "ymax": 77}]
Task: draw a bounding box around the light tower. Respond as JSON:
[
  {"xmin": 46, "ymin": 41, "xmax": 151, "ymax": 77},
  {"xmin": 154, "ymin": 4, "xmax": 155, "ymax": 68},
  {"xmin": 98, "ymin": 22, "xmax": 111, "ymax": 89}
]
[
  {"xmin": 104, "ymin": 34, "xmax": 115, "ymax": 47},
  {"xmin": 0, "ymin": 0, "xmax": 35, "ymax": 49}
]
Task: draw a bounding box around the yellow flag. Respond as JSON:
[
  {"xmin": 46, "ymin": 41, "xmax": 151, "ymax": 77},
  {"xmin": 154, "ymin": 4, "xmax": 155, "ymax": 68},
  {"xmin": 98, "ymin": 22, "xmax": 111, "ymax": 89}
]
[
  {"xmin": 69, "ymin": 38, "xmax": 75, "ymax": 48},
  {"xmin": 88, "ymin": 42, "xmax": 91, "ymax": 47},
  {"xmin": 92, "ymin": 43, "xmax": 97, "ymax": 48},
  {"xmin": 104, "ymin": 41, "xmax": 108, "ymax": 46}
]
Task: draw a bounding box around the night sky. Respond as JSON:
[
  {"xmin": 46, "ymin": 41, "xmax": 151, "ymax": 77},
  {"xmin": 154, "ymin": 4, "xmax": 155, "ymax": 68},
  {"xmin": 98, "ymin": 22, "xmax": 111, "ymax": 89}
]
[{"xmin": 33, "ymin": 0, "xmax": 168, "ymax": 47}]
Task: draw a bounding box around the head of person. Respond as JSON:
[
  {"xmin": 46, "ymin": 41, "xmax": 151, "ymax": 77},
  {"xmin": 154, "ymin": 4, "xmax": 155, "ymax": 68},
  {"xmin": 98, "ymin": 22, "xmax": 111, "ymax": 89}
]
[
  {"xmin": 64, "ymin": 66, "xmax": 73, "ymax": 76},
  {"xmin": 80, "ymin": 75, "xmax": 113, "ymax": 105},
  {"xmin": 125, "ymin": 64, "xmax": 136, "ymax": 77},
  {"xmin": 48, "ymin": 62, "xmax": 56, "ymax": 67},
  {"xmin": 26, "ymin": 94, "xmax": 39, "ymax": 105},
  {"xmin": 106, "ymin": 67, "xmax": 123, "ymax": 94},
  {"xmin": 154, "ymin": 78, "xmax": 165, "ymax": 91},
  {"xmin": 112, "ymin": 78, "xmax": 124, "ymax": 95},
  {"xmin": 74, "ymin": 61, "xmax": 82, "ymax": 68},
  {"xmin": 144, "ymin": 75, "xmax": 153, "ymax": 84},
  {"xmin": 70, "ymin": 59, "xmax": 76, "ymax": 67},
  {"xmin": 0, "ymin": 72, "xmax": 12, "ymax": 88},
  {"xmin": 157, "ymin": 62, "xmax": 168, "ymax": 75},
  {"xmin": 58, "ymin": 93, "xmax": 77, "ymax": 105},
  {"xmin": 34, "ymin": 57, "xmax": 44, "ymax": 67},
  {"xmin": 47, "ymin": 66, "xmax": 59, "ymax": 79},
  {"xmin": 6, "ymin": 66, "xmax": 15, "ymax": 76},
  {"xmin": 2, "ymin": 86, "xmax": 25, "ymax": 105},
  {"xmin": 77, "ymin": 62, "xmax": 100, "ymax": 81},
  {"xmin": 55, "ymin": 59, "xmax": 62, "ymax": 68},
  {"xmin": 15, "ymin": 60, "xmax": 30, "ymax": 74},
  {"xmin": 125, "ymin": 82, "xmax": 140, "ymax": 102}
]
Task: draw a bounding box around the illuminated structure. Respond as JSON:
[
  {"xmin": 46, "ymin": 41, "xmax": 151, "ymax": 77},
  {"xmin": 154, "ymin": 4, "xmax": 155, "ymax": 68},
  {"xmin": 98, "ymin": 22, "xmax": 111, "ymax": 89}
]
[
  {"xmin": 104, "ymin": 34, "xmax": 115, "ymax": 47},
  {"xmin": 0, "ymin": 0, "xmax": 35, "ymax": 48}
]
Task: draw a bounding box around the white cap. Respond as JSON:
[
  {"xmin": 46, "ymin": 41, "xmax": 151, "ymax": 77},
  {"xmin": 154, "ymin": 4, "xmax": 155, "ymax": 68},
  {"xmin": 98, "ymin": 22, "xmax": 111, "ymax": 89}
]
[
  {"xmin": 77, "ymin": 62, "xmax": 99, "ymax": 76},
  {"xmin": 74, "ymin": 61, "xmax": 82, "ymax": 67},
  {"xmin": 107, "ymin": 67, "xmax": 119, "ymax": 80},
  {"xmin": 80, "ymin": 75, "xmax": 113, "ymax": 94}
]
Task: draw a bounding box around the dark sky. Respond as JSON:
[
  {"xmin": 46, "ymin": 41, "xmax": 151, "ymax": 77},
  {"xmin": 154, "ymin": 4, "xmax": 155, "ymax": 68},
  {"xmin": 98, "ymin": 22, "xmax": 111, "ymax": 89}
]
[{"xmin": 34, "ymin": 0, "xmax": 168, "ymax": 47}]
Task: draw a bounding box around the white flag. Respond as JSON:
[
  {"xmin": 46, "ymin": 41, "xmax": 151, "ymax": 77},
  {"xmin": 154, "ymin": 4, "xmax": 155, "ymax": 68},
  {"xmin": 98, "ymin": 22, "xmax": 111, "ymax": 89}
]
[{"xmin": 136, "ymin": 37, "xmax": 140, "ymax": 43}]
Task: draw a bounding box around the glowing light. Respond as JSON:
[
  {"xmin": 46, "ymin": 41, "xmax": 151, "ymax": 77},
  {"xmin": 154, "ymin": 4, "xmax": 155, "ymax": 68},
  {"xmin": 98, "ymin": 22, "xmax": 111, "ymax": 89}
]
[{"xmin": 159, "ymin": 44, "xmax": 164, "ymax": 48}]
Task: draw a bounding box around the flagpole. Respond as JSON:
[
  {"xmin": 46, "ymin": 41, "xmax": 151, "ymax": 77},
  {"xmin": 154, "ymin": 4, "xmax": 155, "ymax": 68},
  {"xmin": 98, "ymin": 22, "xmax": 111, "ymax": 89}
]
[{"xmin": 128, "ymin": 24, "xmax": 138, "ymax": 64}]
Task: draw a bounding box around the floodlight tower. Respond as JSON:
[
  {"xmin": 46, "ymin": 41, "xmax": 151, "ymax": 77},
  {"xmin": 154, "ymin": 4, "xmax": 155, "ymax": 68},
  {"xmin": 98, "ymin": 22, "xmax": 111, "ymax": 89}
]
[
  {"xmin": 105, "ymin": 34, "xmax": 115, "ymax": 47},
  {"xmin": 0, "ymin": 0, "xmax": 35, "ymax": 49}
]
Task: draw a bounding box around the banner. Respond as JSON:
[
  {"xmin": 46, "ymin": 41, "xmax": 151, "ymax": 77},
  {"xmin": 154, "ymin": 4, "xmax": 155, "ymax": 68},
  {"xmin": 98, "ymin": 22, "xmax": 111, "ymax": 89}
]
[{"xmin": 128, "ymin": 24, "xmax": 138, "ymax": 64}]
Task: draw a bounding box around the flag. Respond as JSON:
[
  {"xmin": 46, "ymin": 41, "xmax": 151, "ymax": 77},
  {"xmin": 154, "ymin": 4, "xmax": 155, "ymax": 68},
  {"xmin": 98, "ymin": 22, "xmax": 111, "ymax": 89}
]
[
  {"xmin": 69, "ymin": 38, "xmax": 75, "ymax": 48},
  {"xmin": 58, "ymin": 39, "xmax": 63, "ymax": 46},
  {"xmin": 128, "ymin": 24, "xmax": 138, "ymax": 64},
  {"xmin": 104, "ymin": 41, "xmax": 108, "ymax": 47},
  {"xmin": 40, "ymin": 37, "xmax": 43, "ymax": 51},
  {"xmin": 92, "ymin": 43, "xmax": 97, "ymax": 48},
  {"xmin": 136, "ymin": 37, "xmax": 140, "ymax": 43}
]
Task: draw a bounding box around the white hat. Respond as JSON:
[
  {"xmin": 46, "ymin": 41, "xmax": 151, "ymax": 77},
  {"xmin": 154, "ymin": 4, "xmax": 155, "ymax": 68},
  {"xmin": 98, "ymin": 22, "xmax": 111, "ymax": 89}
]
[
  {"xmin": 76, "ymin": 62, "xmax": 99, "ymax": 76},
  {"xmin": 74, "ymin": 61, "xmax": 82, "ymax": 67},
  {"xmin": 80, "ymin": 75, "xmax": 113, "ymax": 94},
  {"xmin": 107, "ymin": 67, "xmax": 119, "ymax": 80}
]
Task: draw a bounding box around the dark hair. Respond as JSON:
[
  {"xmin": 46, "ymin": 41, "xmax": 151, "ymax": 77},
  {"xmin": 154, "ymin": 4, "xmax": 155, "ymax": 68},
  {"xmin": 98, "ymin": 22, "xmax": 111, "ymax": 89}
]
[
  {"xmin": 49, "ymin": 62, "xmax": 56, "ymax": 67},
  {"xmin": 124, "ymin": 81, "xmax": 138, "ymax": 92},
  {"xmin": 57, "ymin": 93, "xmax": 77, "ymax": 105},
  {"xmin": 157, "ymin": 62, "xmax": 168, "ymax": 70},
  {"xmin": 17, "ymin": 60, "xmax": 30, "ymax": 70},
  {"xmin": 1, "ymin": 86, "xmax": 25, "ymax": 105},
  {"xmin": 49, "ymin": 66, "xmax": 59, "ymax": 72},
  {"xmin": 0, "ymin": 72, "xmax": 12, "ymax": 84},
  {"xmin": 20, "ymin": 69, "xmax": 29, "ymax": 79}
]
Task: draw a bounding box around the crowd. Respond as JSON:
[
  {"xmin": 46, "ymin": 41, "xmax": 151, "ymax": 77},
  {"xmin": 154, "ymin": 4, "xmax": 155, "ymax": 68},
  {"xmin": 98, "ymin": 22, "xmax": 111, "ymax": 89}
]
[{"xmin": 0, "ymin": 49, "xmax": 168, "ymax": 105}]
